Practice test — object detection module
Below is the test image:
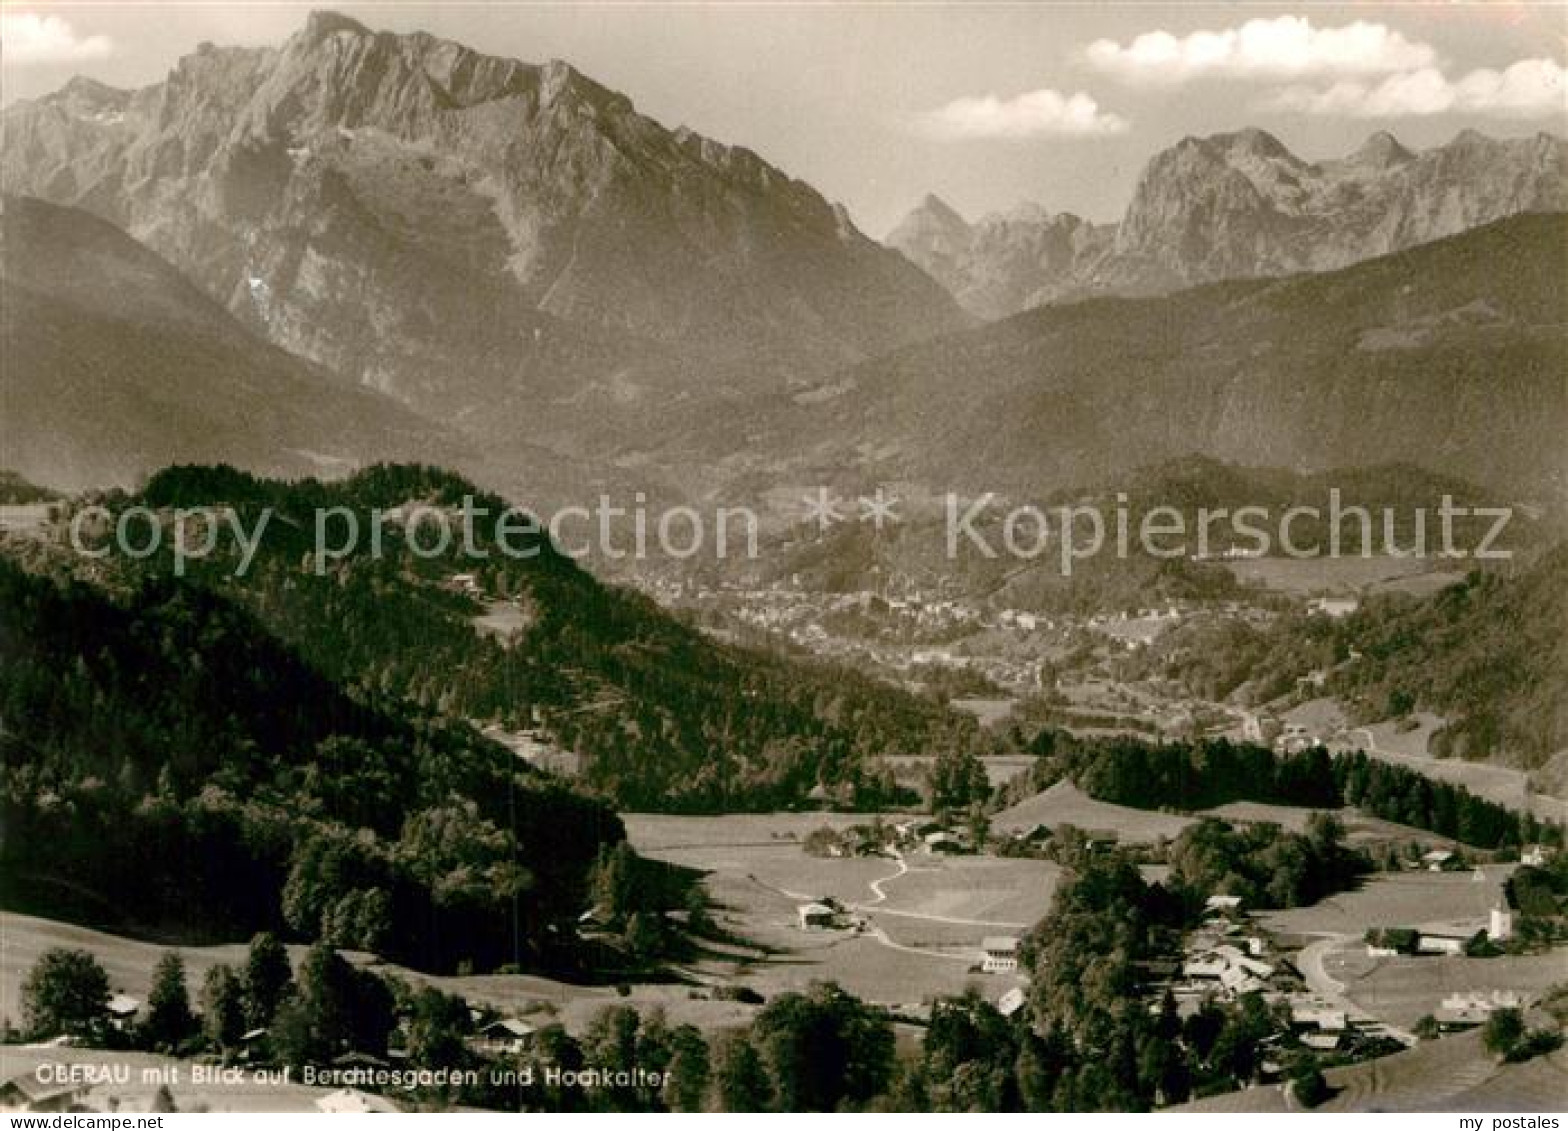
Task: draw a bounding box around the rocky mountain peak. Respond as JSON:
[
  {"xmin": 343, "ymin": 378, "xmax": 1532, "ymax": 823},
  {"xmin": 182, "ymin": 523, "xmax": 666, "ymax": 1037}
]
[
  {"xmin": 299, "ymin": 9, "xmax": 371, "ymax": 43},
  {"xmin": 889, "ymin": 194, "xmax": 971, "ymax": 245},
  {"xmin": 894, "ymin": 126, "xmax": 1566, "ymax": 318},
  {"xmin": 1347, "ymin": 130, "xmax": 1414, "ymax": 168},
  {"xmin": 1, "ymin": 8, "xmax": 964, "ymax": 433},
  {"xmin": 1217, "ymin": 126, "xmax": 1294, "ymax": 161},
  {"xmin": 916, "ymin": 193, "xmax": 966, "ymax": 225}
]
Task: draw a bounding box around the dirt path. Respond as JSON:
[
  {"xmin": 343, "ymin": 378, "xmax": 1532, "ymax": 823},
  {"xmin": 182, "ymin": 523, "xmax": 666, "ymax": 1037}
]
[{"xmin": 755, "ymin": 858, "xmax": 1029, "ymax": 929}]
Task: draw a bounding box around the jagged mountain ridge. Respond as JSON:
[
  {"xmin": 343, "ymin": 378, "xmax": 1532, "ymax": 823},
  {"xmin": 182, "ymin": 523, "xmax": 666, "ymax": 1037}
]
[
  {"xmin": 891, "ymin": 127, "xmax": 1567, "ymax": 318},
  {"xmin": 886, "ymin": 197, "xmax": 1113, "ymax": 320},
  {"xmin": 0, "ymin": 10, "xmax": 967, "ymax": 444}
]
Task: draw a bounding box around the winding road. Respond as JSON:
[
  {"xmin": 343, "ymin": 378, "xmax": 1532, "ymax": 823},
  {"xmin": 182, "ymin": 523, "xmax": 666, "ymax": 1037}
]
[{"xmin": 1296, "ymin": 933, "xmax": 1417, "ymax": 1046}]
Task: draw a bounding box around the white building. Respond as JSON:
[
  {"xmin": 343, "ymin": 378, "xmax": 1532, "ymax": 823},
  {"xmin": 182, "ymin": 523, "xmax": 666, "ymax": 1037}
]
[
  {"xmin": 1488, "ymin": 897, "xmax": 1515, "ymax": 942},
  {"xmin": 1417, "ymin": 931, "xmax": 1467, "ymax": 955},
  {"xmin": 981, "ymin": 937, "xmax": 1020, "ymax": 973},
  {"xmin": 997, "ymin": 987, "xmax": 1027, "ymax": 1017},
  {"xmin": 1521, "ymin": 845, "xmax": 1556, "ymax": 867},
  {"xmin": 106, "ymin": 994, "xmax": 141, "ymax": 1032}
]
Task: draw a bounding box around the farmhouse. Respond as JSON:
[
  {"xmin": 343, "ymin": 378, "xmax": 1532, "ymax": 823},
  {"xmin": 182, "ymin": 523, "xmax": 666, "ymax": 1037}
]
[
  {"xmin": 997, "ymin": 987, "xmax": 1027, "ymax": 1018},
  {"xmin": 1182, "ymin": 943, "xmax": 1275, "ymax": 998},
  {"xmin": 1241, "ymin": 713, "xmax": 1282, "ymax": 744},
  {"xmin": 444, "ymin": 573, "xmax": 483, "ymax": 596},
  {"xmin": 924, "ymin": 831, "xmax": 965, "ymax": 854},
  {"xmin": 1290, "ymin": 1002, "xmax": 1348, "ymax": 1032},
  {"xmin": 106, "ymin": 994, "xmax": 141, "ymax": 1032},
  {"xmin": 797, "ymin": 902, "xmax": 837, "ymax": 930},
  {"xmin": 981, "ymin": 936, "xmax": 1021, "ymax": 973},
  {"xmin": 1219, "ymin": 967, "xmax": 1266, "ymax": 996},
  {"xmin": 1521, "ymin": 844, "xmax": 1556, "ymax": 867},
  {"xmin": 473, "ymin": 1017, "xmax": 537, "ymax": 1055},
  {"xmin": 1307, "ymin": 596, "xmax": 1359, "ymax": 619},
  {"xmin": 1182, "ymin": 953, "xmax": 1229, "ymax": 981},
  {"xmin": 1416, "ymin": 930, "xmax": 1468, "ymax": 956},
  {"xmin": 1436, "ymin": 990, "xmax": 1523, "ymax": 1029},
  {"xmin": 0, "ymin": 1071, "xmax": 90, "ymax": 1113}
]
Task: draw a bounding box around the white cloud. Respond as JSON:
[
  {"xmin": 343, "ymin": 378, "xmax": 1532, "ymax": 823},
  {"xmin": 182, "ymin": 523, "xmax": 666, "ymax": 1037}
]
[
  {"xmin": 1087, "ymin": 16, "xmax": 1435, "ymax": 85},
  {"xmin": 1, "ymin": 12, "xmax": 113, "ymax": 65},
  {"xmin": 915, "ymin": 89, "xmax": 1129, "ymax": 140},
  {"xmin": 1263, "ymin": 58, "xmax": 1568, "ymax": 118}
]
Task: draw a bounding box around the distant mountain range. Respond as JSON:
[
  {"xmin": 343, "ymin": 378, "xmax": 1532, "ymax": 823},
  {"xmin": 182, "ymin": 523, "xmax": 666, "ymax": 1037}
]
[
  {"xmin": 2, "ymin": 10, "xmax": 1564, "ymax": 507},
  {"xmin": 765, "ymin": 214, "xmax": 1568, "ymax": 497},
  {"xmin": 891, "ymin": 127, "xmax": 1567, "ymax": 318}
]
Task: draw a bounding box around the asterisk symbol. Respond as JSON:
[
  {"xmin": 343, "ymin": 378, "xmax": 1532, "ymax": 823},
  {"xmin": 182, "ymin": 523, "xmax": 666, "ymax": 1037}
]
[
  {"xmin": 858, "ymin": 488, "xmax": 901, "ymax": 531},
  {"xmin": 801, "ymin": 486, "xmax": 845, "ymax": 532}
]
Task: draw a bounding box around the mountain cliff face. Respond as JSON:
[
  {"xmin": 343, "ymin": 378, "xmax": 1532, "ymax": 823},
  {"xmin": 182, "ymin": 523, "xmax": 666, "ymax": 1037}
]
[
  {"xmin": 892, "ymin": 127, "xmax": 1567, "ymax": 317},
  {"xmin": 887, "ymin": 197, "xmax": 1112, "ymax": 319},
  {"xmin": 1, "ymin": 10, "xmax": 965, "ymax": 426},
  {"xmin": 775, "ymin": 214, "xmax": 1568, "ymax": 497}
]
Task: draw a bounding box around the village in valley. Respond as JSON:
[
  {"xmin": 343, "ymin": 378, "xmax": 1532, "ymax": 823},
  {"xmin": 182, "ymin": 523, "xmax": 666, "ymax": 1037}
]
[{"xmin": 4, "ymin": 491, "xmax": 1565, "ymax": 1113}]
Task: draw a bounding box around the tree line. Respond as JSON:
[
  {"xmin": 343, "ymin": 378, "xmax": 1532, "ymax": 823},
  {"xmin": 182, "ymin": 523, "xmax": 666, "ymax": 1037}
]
[{"xmin": 1005, "ymin": 729, "xmax": 1562, "ymax": 850}]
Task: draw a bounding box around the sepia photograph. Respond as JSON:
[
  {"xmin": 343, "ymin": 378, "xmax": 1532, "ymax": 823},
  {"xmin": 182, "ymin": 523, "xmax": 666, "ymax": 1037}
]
[{"xmin": 0, "ymin": 0, "xmax": 1565, "ymax": 1120}]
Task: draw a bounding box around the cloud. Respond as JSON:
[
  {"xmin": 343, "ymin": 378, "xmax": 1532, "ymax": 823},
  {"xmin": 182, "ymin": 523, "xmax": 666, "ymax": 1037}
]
[
  {"xmin": 1, "ymin": 12, "xmax": 113, "ymax": 65},
  {"xmin": 1263, "ymin": 58, "xmax": 1567, "ymax": 118},
  {"xmin": 915, "ymin": 89, "xmax": 1129, "ymax": 140},
  {"xmin": 1087, "ymin": 16, "xmax": 1435, "ymax": 85}
]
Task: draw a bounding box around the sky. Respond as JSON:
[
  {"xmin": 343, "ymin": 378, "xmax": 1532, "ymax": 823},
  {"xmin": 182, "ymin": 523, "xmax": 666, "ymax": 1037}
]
[{"xmin": 2, "ymin": 2, "xmax": 1564, "ymax": 235}]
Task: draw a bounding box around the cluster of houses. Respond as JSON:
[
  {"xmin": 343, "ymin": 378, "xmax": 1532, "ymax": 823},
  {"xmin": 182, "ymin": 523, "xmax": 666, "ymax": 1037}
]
[
  {"xmin": 1239, "ymin": 712, "xmax": 1334, "ymax": 756},
  {"xmin": 1434, "ymin": 990, "xmax": 1524, "ymax": 1030},
  {"xmin": 805, "ymin": 819, "xmax": 979, "ymax": 861},
  {"xmin": 1177, "ymin": 897, "xmax": 1280, "ymax": 1000}
]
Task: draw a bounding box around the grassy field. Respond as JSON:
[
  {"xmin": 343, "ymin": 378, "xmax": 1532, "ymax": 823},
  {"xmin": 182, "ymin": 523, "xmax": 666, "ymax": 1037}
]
[
  {"xmin": 1198, "ymin": 801, "xmax": 1457, "ymax": 850},
  {"xmin": 881, "ymin": 753, "xmax": 1034, "ymax": 789},
  {"xmin": 951, "ymin": 698, "xmax": 1017, "ymax": 727},
  {"xmin": 0, "ymin": 912, "xmax": 276, "ymax": 1032},
  {"xmin": 1223, "ymin": 555, "xmax": 1462, "ymax": 596},
  {"xmin": 990, "ymin": 781, "xmax": 1194, "ymax": 843},
  {"xmin": 1278, "ymin": 699, "xmax": 1564, "ymax": 824},
  {"xmin": 1359, "ymin": 733, "xmax": 1567, "ymax": 824},
  {"xmin": 1255, "ymin": 868, "xmax": 1514, "ymax": 936},
  {"xmin": 624, "ymin": 813, "xmax": 1048, "ymax": 1006},
  {"xmin": 1336, "ymin": 948, "xmax": 1568, "ymax": 1031},
  {"xmin": 1176, "ymin": 1028, "xmax": 1568, "ymax": 1112},
  {"xmin": 0, "ymin": 910, "xmax": 761, "ymax": 1044}
]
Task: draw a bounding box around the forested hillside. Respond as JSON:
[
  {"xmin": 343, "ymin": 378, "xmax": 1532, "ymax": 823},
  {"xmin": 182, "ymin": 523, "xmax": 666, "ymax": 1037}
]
[
  {"xmin": 0, "ymin": 556, "xmax": 621, "ymax": 972},
  {"xmin": 1331, "ymin": 549, "xmax": 1568, "ymax": 765},
  {"xmin": 29, "ymin": 463, "xmax": 980, "ymax": 811}
]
